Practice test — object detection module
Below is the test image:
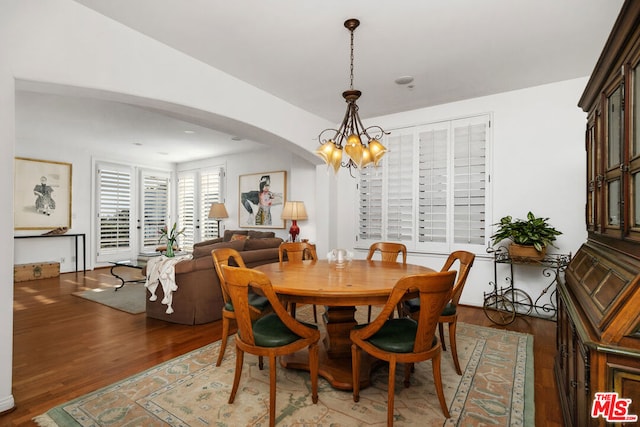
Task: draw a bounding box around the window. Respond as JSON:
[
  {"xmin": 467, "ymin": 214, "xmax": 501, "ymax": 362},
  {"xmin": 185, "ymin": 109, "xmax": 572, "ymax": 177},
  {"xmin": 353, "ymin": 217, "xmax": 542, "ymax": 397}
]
[
  {"xmin": 96, "ymin": 163, "xmax": 132, "ymax": 261},
  {"xmin": 177, "ymin": 167, "xmax": 225, "ymax": 250},
  {"xmin": 140, "ymin": 171, "xmax": 170, "ymax": 251},
  {"xmin": 200, "ymin": 169, "xmax": 223, "ymax": 240},
  {"xmin": 96, "ymin": 162, "xmax": 172, "ymax": 262},
  {"xmin": 357, "ymin": 114, "xmax": 490, "ymax": 254},
  {"xmin": 177, "ymin": 173, "xmax": 196, "ymax": 249}
]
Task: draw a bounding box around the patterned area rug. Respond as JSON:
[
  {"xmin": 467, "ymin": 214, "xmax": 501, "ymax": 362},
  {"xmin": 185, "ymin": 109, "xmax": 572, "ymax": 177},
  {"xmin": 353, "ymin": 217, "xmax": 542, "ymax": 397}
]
[{"xmin": 34, "ymin": 308, "xmax": 533, "ymax": 426}]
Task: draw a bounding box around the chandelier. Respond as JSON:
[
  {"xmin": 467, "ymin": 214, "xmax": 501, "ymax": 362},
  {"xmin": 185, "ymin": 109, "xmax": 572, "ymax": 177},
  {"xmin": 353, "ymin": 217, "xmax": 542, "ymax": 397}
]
[{"xmin": 315, "ymin": 18, "xmax": 388, "ymax": 175}]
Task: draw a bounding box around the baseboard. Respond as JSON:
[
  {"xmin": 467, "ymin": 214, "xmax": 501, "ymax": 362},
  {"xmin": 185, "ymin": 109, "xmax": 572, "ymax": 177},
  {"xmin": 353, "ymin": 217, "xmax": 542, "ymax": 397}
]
[{"xmin": 0, "ymin": 393, "xmax": 16, "ymax": 414}]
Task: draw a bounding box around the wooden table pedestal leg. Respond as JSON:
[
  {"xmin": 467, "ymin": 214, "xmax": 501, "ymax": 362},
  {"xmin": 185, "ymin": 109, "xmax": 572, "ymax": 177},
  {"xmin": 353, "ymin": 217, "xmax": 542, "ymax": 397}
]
[{"xmin": 280, "ymin": 305, "xmax": 382, "ymax": 391}]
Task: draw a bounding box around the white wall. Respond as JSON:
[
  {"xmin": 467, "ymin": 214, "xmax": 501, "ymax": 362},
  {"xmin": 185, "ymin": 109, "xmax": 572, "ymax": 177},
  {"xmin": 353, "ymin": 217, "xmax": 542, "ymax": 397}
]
[
  {"xmin": 335, "ymin": 78, "xmax": 589, "ymax": 307},
  {"xmin": 13, "ymin": 135, "xmax": 176, "ymax": 271},
  {"xmin": 178, "ymin": 149, "xmax": 318, "ymax": 245},
  {"xmin": 0, "ymin": 9, "xmax": 16, "ymax": 412}
]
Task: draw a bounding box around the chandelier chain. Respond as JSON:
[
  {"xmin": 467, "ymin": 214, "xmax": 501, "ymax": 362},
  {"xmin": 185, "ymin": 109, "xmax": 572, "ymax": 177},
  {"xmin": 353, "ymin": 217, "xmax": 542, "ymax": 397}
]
[{"xmin": 349, "ymin": 27, "xmax": 355, "ymax": 90}]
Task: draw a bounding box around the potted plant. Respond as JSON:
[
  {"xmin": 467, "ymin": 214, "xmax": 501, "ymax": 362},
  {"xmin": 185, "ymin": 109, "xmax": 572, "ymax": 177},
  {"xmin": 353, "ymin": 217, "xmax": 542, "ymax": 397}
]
[
  {"xmin": 158, "ymin": 223, "xmax": 185, "ymax": 257},
  {"xmin": 490, "ymin": 211, "xmax": 562, "ymax": 260}
]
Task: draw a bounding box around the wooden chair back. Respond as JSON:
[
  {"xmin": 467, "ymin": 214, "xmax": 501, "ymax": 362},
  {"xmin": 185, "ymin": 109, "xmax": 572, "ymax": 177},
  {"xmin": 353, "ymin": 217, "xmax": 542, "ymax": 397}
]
[
  {"xmin": 366, "ymin": 242, "xmax": 407, "ymax": 264},
  {"xmin": 220, "ymin": 264, "xmax": 321, "ymax": 427},
  {"xmin": 350, "ymin": 270, "xmax": 457, "ymax": 423},
  {"xmin": 279, "ymin": 242, "xmax": 318, "ymax": 263},
  {"xmin": 220, "ymin": 265, "xmax": 318, "ymax": 346},
  {"xmin": 355, "ymin": 270, "xmax": 455, "ymax": 352},
  {"xmin": 211, "ymin": 248, "xmax": 247, "ymax": 306},
  {"xmin": 440, "ymin": 250, "xmax": 475, "ymax": 306}
]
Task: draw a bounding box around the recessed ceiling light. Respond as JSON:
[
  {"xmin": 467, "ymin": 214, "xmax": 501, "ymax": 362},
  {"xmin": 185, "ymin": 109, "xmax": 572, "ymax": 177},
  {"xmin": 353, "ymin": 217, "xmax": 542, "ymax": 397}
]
[
  {"xmin": 395, "ymin": 76, "xmax": 414, "ymax": 85},
  {"xmin": 133, "ymin": 142, "xmax": 143, "ymax": 146},
  {"xmin": 231, "ymin": 136, "xmax": 242, "ymax": 141},
  {"xmin": 157, "ymin": 152, "xmax": 169, "ymax": 155},
  {"xmin": 184, "ymin": 130, "xmax": 195, "ymax": 134}
]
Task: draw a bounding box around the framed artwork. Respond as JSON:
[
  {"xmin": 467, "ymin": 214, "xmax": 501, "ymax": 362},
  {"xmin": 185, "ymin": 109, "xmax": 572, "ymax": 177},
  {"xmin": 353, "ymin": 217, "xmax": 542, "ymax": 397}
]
[
  {"xmin": 14, "ymin": 157, "xmax": 72, "ymax": 230},
  {"xmin": 238, "ymin": 171, "xmax": 286, "ymax": 229}
]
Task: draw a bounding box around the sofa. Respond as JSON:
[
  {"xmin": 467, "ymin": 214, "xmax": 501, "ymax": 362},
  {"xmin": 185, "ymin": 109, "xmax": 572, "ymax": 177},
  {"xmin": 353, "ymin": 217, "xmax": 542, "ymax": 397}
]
[{"xmin": 145, "ymin": 229, "xmax": 283, "ymax": 325}]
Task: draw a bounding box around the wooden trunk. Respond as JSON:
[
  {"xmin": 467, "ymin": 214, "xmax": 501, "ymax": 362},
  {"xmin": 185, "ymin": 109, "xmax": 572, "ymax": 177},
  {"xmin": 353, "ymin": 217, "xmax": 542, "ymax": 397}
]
[{"xmin": 14, "ymin": 262, "xmax": 60, "ymax": 282}]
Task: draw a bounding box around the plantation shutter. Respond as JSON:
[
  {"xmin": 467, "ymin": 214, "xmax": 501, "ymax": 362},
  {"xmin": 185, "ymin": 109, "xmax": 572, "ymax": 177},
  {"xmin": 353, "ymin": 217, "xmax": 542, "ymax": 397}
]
[
  {"xmin": 141, "ymin": 171, "xmax": 169, "ymax": 251},
  {"xmin": 177, "ymin": 173, "xmax": 195, "ymax": 249},
  {"xmin": 385, "ymin": 133, "xmax": 414, "ymax": 242},
  {"xmin": 358, "ymin": 165, "xmax": 383, "ymax": 241},
  {"xmin": 418, "ymin": 124, "xmax": 449, "ymax": 244},
  {"xmin": 357, "ymin": 113, "xmax": 490, "ymax": 254},
  {"xmin": 200, "ymin": 168, "xmax": 223, "ymax": 240},
  {"xmin": 452, "ymin": 117, "xmax": 487, "ymax": 245},
  {"xmin": 97, "ymin": 164, "xmax": 132, "ymax": 259}
]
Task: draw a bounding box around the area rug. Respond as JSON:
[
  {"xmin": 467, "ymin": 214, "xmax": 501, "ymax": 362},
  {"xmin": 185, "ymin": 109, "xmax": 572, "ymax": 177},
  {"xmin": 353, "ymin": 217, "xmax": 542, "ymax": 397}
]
[
  {"xmin": 72, "ymin": 284, "xmax": 146, "ymax": 314},
  {"xmin": 34, "ymin": 313, "xmax": 533, "ymax": 426}
]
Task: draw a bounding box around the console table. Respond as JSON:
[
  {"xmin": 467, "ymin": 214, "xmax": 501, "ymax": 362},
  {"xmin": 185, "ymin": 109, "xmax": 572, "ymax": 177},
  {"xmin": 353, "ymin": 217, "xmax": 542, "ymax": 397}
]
[{"xmin": 14, "ymin": 233, "xmax": 86, "ymax": 273}]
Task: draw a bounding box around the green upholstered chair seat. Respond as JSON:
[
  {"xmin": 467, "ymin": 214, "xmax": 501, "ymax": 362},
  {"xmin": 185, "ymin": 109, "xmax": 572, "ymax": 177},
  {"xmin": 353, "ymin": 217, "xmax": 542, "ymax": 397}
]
[
  {"xmin": 356, "ymin": 318, "xmax": 436, "ymax": 353},
  {"xmin": 441, "ymin": 302, "xmax": 456, "ymax": 316},
  {"xmin": 248, "ymin": 292, "xmax": 270, "ymax": 311},
  {"xmin": 225, "ymin": 292, "xmax": 270, "ymax": 312},
  {"xmin": 250, "ymin": 313, "xmax": 318, "ymax": 347},
  {"xmin": 403, "ymin": 297, "xmax": 420, "ymax": 314},
  {"xmin": 404, "ymin": 299, "xmax": 456, "ymax": 317}
]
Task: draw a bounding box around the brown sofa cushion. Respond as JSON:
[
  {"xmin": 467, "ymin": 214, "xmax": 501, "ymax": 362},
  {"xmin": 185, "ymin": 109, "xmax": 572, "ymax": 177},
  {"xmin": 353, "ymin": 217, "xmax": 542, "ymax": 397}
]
[
  {"xmin": 247, "ymin": 230, "xmax": 276, "ymax": 239},
  {"xmin": 243, "ymin": 237, "xmax": 283, "ymax": 251},
  {"xmin": 193, "ymin": 237, "xmax": 223, "ymax": 248},
  {"xmin": 192, "ymin": 239, "xmax": 245, "ymax": 258}
]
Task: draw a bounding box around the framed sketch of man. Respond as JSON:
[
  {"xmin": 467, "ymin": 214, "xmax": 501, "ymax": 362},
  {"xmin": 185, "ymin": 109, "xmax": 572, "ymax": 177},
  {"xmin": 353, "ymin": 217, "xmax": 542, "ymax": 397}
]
[
  {"xmin": 239, "ymin": 171, "xmax": 286, "ymax": 229},
  {"xmin": 14, "ymin": 157, "xmax": 72, "ymax": 230}
]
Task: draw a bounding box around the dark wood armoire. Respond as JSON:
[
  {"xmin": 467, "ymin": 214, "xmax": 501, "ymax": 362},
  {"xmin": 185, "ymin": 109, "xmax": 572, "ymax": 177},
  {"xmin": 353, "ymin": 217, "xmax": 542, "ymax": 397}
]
[{"xmin": 555, "ymin": 1, "xmax": 640, "ymax": 426}]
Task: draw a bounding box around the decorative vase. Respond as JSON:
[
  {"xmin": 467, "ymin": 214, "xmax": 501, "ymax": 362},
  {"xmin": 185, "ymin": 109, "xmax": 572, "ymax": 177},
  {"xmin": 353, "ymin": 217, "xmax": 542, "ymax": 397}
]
[
  {"xmin": 508, "ymin": 243, "xmax": 545, "ymax": 261},
  {"xmin": 166, "ymin": 239, "xmax": 175, "ymax": 257}
]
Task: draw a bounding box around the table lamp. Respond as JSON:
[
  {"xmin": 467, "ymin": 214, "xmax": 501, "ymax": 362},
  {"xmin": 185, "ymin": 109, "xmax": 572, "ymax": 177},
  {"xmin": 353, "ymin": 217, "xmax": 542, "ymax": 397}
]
[
  {"xmin": 281, "ymin": 201, "xmax": 308, "ymax": 242},
  {"xmin": 208, "ymin": 202, "xmax": 229, "ymax": 237}
]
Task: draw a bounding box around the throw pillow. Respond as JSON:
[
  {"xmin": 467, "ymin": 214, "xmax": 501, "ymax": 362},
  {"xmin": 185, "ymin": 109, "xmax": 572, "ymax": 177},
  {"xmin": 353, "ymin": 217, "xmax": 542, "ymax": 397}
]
[
  {"xmin": 192, "ymin": 239, "xmax": 245, "ymax": 258},
  {"xmin": 223, "ymin": 229, "xmax": 248, "ymax": 242},
  {"xmin": 230, "ymin": 233, "xmax": 248, "ymax": 242}
]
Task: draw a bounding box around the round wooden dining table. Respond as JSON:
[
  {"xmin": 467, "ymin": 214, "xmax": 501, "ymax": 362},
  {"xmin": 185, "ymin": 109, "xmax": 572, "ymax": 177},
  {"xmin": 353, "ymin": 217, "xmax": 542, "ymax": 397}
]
[{"xmin": 254, "ymin": 259, "xmax": 433, "ymax": 390}]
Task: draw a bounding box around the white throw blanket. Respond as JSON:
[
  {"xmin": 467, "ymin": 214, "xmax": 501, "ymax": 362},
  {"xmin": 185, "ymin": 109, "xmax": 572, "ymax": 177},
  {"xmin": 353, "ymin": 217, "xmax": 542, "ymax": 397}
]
[{"xmin": 145, "ymin": 254, "xmax": 192, "ymax": 314}]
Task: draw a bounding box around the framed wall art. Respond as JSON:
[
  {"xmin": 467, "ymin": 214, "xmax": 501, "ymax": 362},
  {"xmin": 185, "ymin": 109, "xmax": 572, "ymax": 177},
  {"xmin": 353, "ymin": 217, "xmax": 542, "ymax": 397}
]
[
  {"xmin": 14, "ymin": 157, "xmax": 72, "ymax": 230},
  {"xmin": 238, "ymin": 171, "xmax": 286, "ymax": 229}
]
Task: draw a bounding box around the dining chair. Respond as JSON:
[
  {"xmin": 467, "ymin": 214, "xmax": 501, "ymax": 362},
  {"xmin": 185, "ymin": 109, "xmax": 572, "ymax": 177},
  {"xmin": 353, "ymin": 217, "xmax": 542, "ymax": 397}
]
[
  {"xmin": 278, "ymin": 241, "xmax": 319, "ymax": 322},
  {"xmin": 220, "ymin": 264, "xmax": 320, "ymax": 427},
  {"xmin": 403, "ymin": 250, "xmax": 475, "ymax": 375},
  {"xmin": 366, "ymin": 242, "xmax": 407, "ymax": 321},
  {"xmin": 351, "ymin": 270, "xmax": 456, "ymax": 425},
  {"xmin": 211, "ymin": 248, "xmax": 271, "ymax": 367}
]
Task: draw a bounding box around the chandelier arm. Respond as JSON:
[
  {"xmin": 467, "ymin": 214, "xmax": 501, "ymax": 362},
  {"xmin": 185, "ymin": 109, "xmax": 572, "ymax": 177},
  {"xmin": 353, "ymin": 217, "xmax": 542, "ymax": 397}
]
[
  {"xmin": 362, "ymin": 125, "xmax": 390, "ymax": 141},
  {"xmin": 318, "ymin": 128, "xmax": 340, "ymax": 144}
]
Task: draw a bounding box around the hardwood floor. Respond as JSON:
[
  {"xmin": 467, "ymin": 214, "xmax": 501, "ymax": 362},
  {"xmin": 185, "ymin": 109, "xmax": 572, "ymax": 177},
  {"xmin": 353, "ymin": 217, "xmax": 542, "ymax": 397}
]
[{"xmin": 1, "ymin": 268, "xmax": 563, "ymax": 426}]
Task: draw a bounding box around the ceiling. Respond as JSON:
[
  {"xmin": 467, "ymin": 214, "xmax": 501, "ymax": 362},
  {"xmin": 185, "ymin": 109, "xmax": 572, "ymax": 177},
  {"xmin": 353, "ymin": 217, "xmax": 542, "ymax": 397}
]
[{"xmin": 17, "ymin": 0, "xmax": 626, "ymax": 163}]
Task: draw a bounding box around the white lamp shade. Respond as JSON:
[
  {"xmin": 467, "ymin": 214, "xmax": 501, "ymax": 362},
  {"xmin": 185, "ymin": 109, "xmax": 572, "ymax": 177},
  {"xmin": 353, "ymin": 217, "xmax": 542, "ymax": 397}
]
[
  {"xmin": 208, "ymin": 202, "xmax": 229, "ymax": 219},
  {"xmin": 281, "ymin": 201, "xmax": 308, "ymax": 221}
]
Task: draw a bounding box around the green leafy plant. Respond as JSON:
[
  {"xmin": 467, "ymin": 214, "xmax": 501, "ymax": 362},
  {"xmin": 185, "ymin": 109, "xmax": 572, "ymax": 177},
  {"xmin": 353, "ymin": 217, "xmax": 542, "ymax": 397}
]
[{"xmin": 490, "ymin": 211, "xmax": 562, "ymax": 252}]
